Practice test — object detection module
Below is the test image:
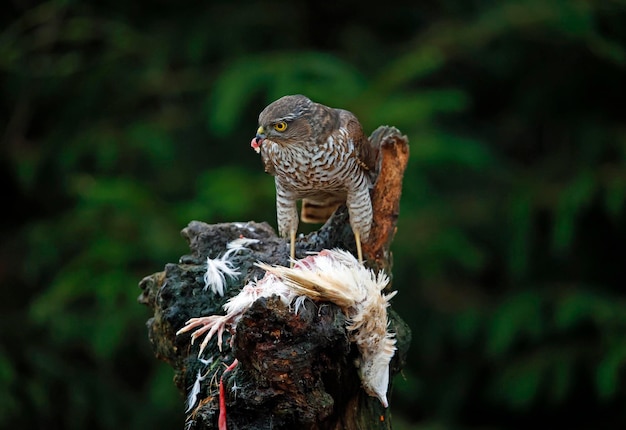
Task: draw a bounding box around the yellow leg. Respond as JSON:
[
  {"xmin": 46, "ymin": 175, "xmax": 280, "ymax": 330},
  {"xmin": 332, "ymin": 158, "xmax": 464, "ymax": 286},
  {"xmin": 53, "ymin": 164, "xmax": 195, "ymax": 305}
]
[
  {"xmin": 354, "ymin": 230, "xmax": 363, "ymax": 263},
  {"xmin": 290, "ymin": 229, "xmax": 296, "ymax": 267}
]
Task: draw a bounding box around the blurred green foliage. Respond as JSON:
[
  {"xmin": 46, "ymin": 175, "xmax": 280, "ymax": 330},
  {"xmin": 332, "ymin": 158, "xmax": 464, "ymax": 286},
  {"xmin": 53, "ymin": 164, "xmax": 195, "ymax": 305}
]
[{"xmin": 2, "ymin": 0, "xmax": 626, "ymax": 428}]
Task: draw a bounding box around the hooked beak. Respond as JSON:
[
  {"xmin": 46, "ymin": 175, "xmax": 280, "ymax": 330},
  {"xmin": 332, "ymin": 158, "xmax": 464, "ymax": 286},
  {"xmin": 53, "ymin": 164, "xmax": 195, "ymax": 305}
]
[{"xmin": 251, "ymin": 126, "xmax": 265, "ymax": 153}]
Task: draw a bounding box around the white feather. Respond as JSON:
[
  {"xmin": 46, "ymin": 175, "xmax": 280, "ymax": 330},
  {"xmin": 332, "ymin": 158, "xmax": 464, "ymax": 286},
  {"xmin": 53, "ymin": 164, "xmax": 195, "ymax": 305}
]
[
  {"xmin": 223, "ymin": 237, "xmax": 260, "ymax": 259},
  {"xmin": 292, "ymin": 295, "xmax": 309, "ymax": 314},
  {"xmin": 186, "ymin": 370, "xmax": 205, "ymax": 412},
  {"xmin": 204, "ymin": 255, "xmax": 240, "ymax": 296}
]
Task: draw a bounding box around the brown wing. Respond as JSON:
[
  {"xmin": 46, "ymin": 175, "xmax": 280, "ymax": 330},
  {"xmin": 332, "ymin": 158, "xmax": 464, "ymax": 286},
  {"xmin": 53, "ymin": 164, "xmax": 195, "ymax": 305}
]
[{"xmin": 340, "ymin": 109, "xmax": 378, "ymax": 176}]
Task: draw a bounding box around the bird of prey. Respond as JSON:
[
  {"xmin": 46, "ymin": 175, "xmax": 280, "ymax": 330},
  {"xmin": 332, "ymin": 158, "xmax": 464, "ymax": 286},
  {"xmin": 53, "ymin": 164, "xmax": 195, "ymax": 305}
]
[{"xmin": 250, "ymin": 95, "xmax": 377, "ymax": 263}]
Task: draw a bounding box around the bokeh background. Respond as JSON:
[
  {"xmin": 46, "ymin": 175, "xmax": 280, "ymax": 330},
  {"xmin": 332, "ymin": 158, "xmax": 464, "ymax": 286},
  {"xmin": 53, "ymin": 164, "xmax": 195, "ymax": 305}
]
[{"xmin": 3, "ymin": 0, "xmax": 626, "ymax": 428}]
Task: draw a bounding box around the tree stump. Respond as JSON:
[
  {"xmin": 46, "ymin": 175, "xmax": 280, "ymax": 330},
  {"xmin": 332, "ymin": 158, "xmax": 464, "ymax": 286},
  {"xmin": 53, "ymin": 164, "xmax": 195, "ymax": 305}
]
[{"xmin": 138, "ymin": 127, "xmax": 411, "ymax": 429}]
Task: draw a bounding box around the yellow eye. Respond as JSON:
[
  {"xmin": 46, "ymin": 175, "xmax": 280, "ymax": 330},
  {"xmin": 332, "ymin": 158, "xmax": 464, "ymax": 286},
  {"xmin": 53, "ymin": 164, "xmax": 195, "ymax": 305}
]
[{"xmin": 273, "ymin": 121, "xmax": 288, "ymax": 132}]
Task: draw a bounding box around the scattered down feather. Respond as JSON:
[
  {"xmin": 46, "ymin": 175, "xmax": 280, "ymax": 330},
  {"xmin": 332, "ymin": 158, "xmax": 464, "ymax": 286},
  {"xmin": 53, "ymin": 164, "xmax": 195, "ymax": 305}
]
[
  {"xmin": 204, "ymin": 255, "xmax": 239, "ymax": 296},
  {"xmin": 202, "ymin": 237, "xmax": 260, "ymax": 296},
  {"xmin": 177, "ymin": 248, "xmax": 397, "ymax": 407}
]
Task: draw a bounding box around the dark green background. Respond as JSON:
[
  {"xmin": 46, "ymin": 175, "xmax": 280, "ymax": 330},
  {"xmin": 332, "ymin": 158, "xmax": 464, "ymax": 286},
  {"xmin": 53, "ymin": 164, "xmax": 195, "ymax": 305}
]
[{"xmin": 3, "ymin": 0, "xmax": 626, "ymax": 428}]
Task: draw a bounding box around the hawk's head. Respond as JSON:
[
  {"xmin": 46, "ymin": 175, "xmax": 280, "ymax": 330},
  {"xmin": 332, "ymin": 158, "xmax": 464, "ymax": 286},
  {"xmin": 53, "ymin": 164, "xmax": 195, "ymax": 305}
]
[{"xmin": 251, "ymin": 94, "xmax": 319, "ymax": 151}]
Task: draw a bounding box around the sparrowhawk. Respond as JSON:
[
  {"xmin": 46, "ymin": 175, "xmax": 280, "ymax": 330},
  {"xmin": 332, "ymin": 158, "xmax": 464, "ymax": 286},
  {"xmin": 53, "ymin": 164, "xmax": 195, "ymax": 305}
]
[{"xmin": 251, "ymin": 94, "xmax": 377, "ymax": 262}]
